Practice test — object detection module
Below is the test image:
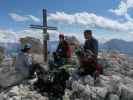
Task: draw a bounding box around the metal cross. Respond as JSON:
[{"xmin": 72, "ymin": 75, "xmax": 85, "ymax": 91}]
[{"xmin": 30, "ymin": 9, "xmax": 57, "ymax": 64}]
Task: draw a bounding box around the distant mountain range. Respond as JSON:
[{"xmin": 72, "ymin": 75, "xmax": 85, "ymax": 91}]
[
  {"xmin": 100, "ymin": 39, "xmax": 133, "ymax": 56},
  {"xmin": 0, "ymin": 39, "xmax": 133, "ymax": 57}
]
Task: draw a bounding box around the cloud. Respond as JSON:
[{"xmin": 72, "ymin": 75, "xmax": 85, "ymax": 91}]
[
  {"xmin": 48, "ymin": 12, "xmax": 133, "ymax": 32},
  {"xmin": 97, "ymin": 37, "xmax": 109, "ymax": 43},
  {"xmin": 109, "ymin": 1, "xmax": 128, "ymax": 16},
  {"xmin": 125, "ymin": 13, "xmax": 133, "ymax": 21},
  {"xmin": 129, "ymin": 31, "xmax": 133, "ymax": 35},
  {"xmin": 9, "ymin": 13, "xmax": 29, "ymax": 22},
  {"xmin": 109, "ymin": 0, "xmax": 133, "ymax": 20},
  {"xmin": 28, "ymin": 15, "xmax": 40, "ymax": 22},
  {"xmin": 1, "ymin": 28, "xmax": 133, "ymax": 44},
  {"xmin": 0, "ymin": 29, "xmax": 42, "ymax": 43},
  {"xmin": 17, "ymin": 29, "xmax": 43, "ymax": 41},
  {"xmin": 0, "ymin": 29, "xmax": 18, "ymax": 43},
  {"xmin": 9, "ymin": 13, "xmax": 40, "ymax": 22},
  {"xmin": 0, "ymin": 29, "xmax": 60, "ymax": 43}
]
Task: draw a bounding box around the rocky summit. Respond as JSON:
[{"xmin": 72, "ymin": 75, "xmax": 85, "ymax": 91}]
[
  {"xmin": 0, "ymin": 51, "xmax": 133, "ymax": 100},
  {"xmin": 67, "ymin": 52, "xmax": 133, "ymax": 100},
  {"xmin": 0, "ymin": 82, "xmax": 48, "ymax": 100}
]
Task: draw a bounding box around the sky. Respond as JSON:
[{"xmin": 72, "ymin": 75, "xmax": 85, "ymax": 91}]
[{"xmin": 1, "ymin": 0, "xmax": 133, "ymax": 43}]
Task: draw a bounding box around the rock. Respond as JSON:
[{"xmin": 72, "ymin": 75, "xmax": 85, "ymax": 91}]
[
  {"xmin": 1, "ymin": 48, "xmax": 133, "ymax": 100},
  {"xmin": 65, "ymin": 36, "xmax": 80, "ymax": 46},
  {"xmin": 82, "ymin": 75, "xmax": 94, "ymax": 86},
  {"xmin": 92, "ymin": 86, "xmax": 108, "ymax": 99},
  {"xmin": 20, "ymin": 37, "xmax": 43, "ymax": 54},
  {"xmin": 0, "ymin": 69, "xmax": 18, "ymax": 88},
  {"xmin": 119, "ymin": 83, "xmax": 133, "ymax": 100},
  {"xmin": 32, "ymin": 54, "xmax": 44, "ymax": 64},
  {"xmin": 12, "ymin": 96, "xmax": 21, "ymax": 100},
  {"xmin": 67, "ymin": 51, "xmax": 133, "ymax": 100},
  {"xmin": 0, "ymin": 83, "xmax": 48, "ymax": 100},
  {"xmin": 83, "ymin": 85, "xmax": 108, "ymax": 100},
  {"xmin": 108, "ymin": 94, "xmax": 119, "ymax": 100},
  {"xmin": 8, "ymin": 86, "xmax": 19, "ymax": 96},
  {"xmin": 71, "ymin": 81, "xmax": 85, "ymax": 92},
  {"xmin": 0, "ymin": 47, "xmax": 4, "ymax": 64}
]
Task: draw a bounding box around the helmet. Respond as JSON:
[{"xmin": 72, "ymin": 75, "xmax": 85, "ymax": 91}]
[{"xmin": 21, "ymin": 43, "xmax": 32, "ymax": 50}]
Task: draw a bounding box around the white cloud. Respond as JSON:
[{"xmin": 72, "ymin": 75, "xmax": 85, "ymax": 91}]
[
  {"xmin": 125, "ymin": 0, "xmax": 133, "ymax": 9},
  {"xmin": 129, "ymin": 31, "xmax": 133, "ymax": 35},
  {"xmin": 18, "ymin": 29, "xmax": 60, "ymax": 42},
  {"xmin": 1, "ymin": 28, "xmax": 133, "ymax": 44},
  {"xmin": 125, "ymin": 13, "xmax": 133, "ymax": 21},
  {"xmin": 9, "ymin": 13, "xmax": 40, "ymax": 22},
  {"xmin": 48, "ymin": 12, "xmax": 133, "ymax": 32},
  {"xmin": 97, "ymin": 37, "xmax": 109, "ymax": 44},
  {"xmin": 9, "ymin": 13, "xmax": 29, "ymax": 22},
  {"xmin": 0, "ymin": 29, "xmax": 18, "ymax": 43},
  {"xmin": 109, "ymin": 0, "xmax": 133, "ymax": 21},
  {"xmin": 0, "ymin": 29, "xmax": 43, "ymax": 43},
  {"xmin": 0, "ymin": 29, "xmax": 60, "ymax": 43},
  {"xmin": 28, "ymin": 15, "xmax": 40, "ymax": 22},
  {"xmin": 17, "ymin": 29, "xmax": 43, "ymax": 41},
  {"xmin": 109, "ymin": 1, "xmax": 127, "ymax": 16}
]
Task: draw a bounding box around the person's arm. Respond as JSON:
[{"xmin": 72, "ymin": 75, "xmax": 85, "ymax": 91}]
[
  {"xmin": 56, "ymin": 42, "xmax": 61, "ymax": 52},
  {"xmin": 24, "ymin": 54, "xmax": 33, "ymax": 67},
  {"xmin": 55, "ymin": 43, "xmax": 62, "ymax": 58}
]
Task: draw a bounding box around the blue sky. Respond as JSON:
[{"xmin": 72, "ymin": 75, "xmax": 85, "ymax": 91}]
[{"xmin": 0, "ymin": 0, "xmax": 133, "ymax": 43}]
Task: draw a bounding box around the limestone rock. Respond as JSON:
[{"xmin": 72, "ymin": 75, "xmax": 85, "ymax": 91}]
[{"xmin": 20, "ymin": 37, "xmax": 43, "ymax": 54}]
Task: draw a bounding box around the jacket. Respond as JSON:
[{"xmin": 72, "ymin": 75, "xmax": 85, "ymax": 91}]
[
  {"xmin": 84, "ymin": 37, "xmax": 98, "ymax": 57},
  {"xmin": 15, "ymin": 52, "xmax": 33, "ymax": 77},
  {"xmin": 56, "ymin": 40, "xmax": 69, "ymax": 58}
]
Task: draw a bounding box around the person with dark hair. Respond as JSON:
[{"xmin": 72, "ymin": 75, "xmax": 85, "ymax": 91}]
[
  {"xmin": 83, "ymin": 30, "xmax": 98, "ymax": 76},
  {"xmin": 75, "ymin": 30, "xmax": 99, "ymax": 78},
  {"xmin": 53, "ymin": 33, "xmax": 71, "ymax": 67},
  {"xmin": 56, "ymin": 34, "xmax": 69, "ymax": 58},
  {"xmin": 84, "ymin": 30, "xmax": 98, "ymax": 57}
]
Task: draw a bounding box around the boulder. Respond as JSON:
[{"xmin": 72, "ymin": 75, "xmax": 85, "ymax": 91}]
[
  {"xmin": 0, "ymin": 83, "xmax": 48, "ymax": 100},
  {"xmin": 118, "ymin": 83, "xmax": 133, "ymax": 100},
  {"xmin": 0, "ymin": 47, "xmax": 4, "ymax": 64},
  {"xmin": 65, "ymin": 36, "xmax": 80, "ymax": 46},
  {"xmin": 20, "ymin": 37, "xmax": 43, "ymax": 54},
  {"xmin": 108, "ymin": 94, "xmax": 119, "ymax": 100}
]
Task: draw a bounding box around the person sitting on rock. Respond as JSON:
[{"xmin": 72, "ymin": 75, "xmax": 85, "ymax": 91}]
[
  {"xmin": 15, "ymin": 43, "xmax": 33, "ymax": 78},
  {"xmin": 75, "ymin": 30, "xmax": 98, "ymax": 78},
  {"xmin": 15, "ymin": 43, "xmax": 41, "ymax": 81},
  {"xmin": 53, "ymin": 33, "xmax": 71, "ymax": 67}
]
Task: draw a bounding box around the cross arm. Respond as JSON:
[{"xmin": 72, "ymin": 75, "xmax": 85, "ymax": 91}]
[{"xmin": 30, "ymin": 25, "xmax": 57, "ymax": 30}]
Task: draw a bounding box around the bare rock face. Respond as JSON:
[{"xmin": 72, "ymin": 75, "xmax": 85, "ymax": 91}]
[
  {"xmin": 65, "ymin": 36, "xmax": 80, "ymax": 45},
  {"xmin": 108, "ymin": 94, "xmax": 119, "ymax": 100},
  {"xmin": 67, "ymin": 52, "xmax": 133, "ymax": 100},
  {"xmin": 0, "ymin": 47, "xmax": 4, "ymax": 64},
  {"xmin": 20, "ymin": 37, "xmax": 43, "ymax": 54},
  {"xmin": 0, "ymin": 83, "xmax": 48, "ymax": 100},
  {"xmin": 1, "ymin": 49, "xmax": 133, "ymax": 100},
  {"xmin": 32, "ymin": 54, "xmax": 44, "ymax": 64}
]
